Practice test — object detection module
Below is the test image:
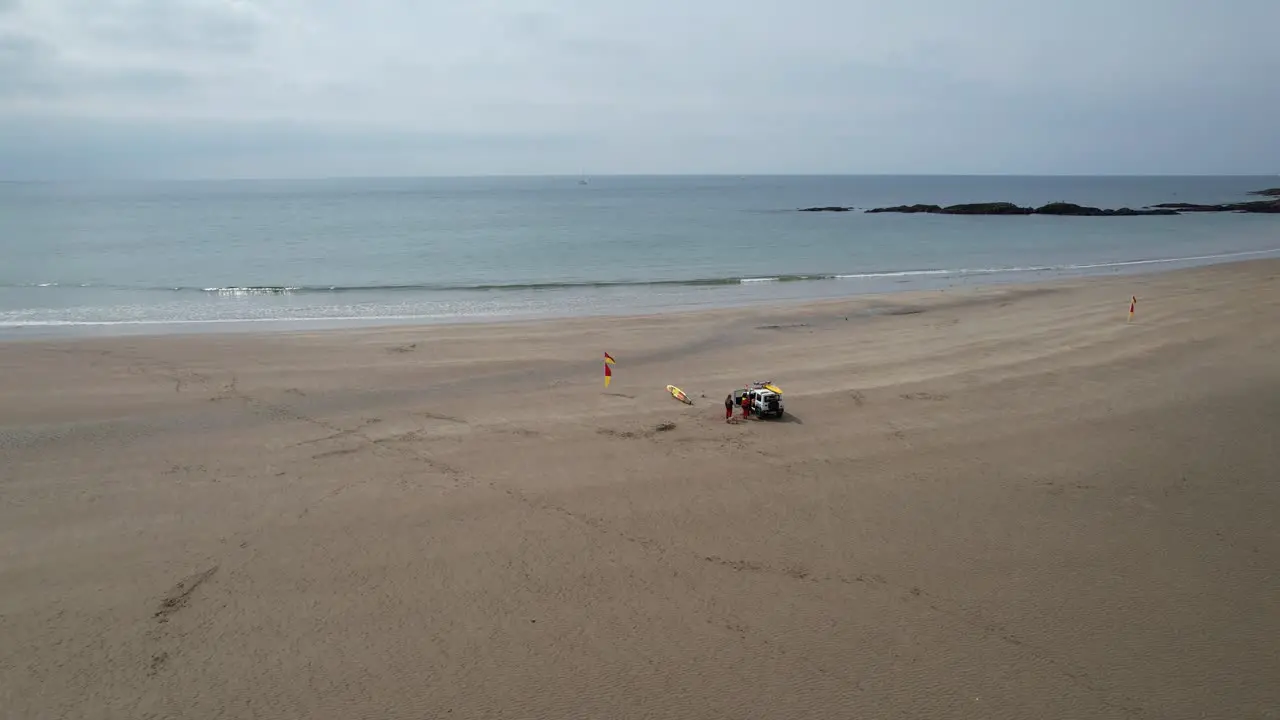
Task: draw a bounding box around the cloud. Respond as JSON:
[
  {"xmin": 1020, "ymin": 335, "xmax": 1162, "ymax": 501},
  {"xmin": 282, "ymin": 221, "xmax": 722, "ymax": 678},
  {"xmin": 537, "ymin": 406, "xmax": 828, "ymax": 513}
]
[
  {"xmin": 1, "ymin": 0, "xmax": 1278, "ymax": 177},
  {"xmin": 0, "ymin": 29, "xmax": 49, "ymax": 95},
  {"xmin": 0, "ymin": 28, "xmax": 193, "ymax": 104},
  {"xmin": 70, "ymin": 0, "xmax": 266, "ymax": 56}
]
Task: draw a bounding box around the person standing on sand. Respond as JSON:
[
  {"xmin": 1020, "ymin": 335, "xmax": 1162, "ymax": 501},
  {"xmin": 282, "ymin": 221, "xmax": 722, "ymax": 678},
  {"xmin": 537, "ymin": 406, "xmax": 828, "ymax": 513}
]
[
  {"xmin": 740, "ymin": 390, "xmax": 752, "ymax": 420},
  {"xmin": 725, "ymin": 393, "xmax": 734, "ymax": 422}
]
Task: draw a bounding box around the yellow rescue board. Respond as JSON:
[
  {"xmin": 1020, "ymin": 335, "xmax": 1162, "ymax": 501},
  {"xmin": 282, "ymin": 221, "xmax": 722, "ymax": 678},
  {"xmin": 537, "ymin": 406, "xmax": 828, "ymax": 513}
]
[
  {"xmin": 761, "ymin": 384, "xmax": 783, "ymax": 395},
  {"xmin": 666, "ymin": 384, "xmax": 693, "ymax": 404}
]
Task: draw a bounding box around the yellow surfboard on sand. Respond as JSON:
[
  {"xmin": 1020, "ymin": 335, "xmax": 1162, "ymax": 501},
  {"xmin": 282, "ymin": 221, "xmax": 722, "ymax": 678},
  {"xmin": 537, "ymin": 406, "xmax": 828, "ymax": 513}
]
[{"xmin": 666, "ymin": 384, "xmax": 693, "ymax": 404}]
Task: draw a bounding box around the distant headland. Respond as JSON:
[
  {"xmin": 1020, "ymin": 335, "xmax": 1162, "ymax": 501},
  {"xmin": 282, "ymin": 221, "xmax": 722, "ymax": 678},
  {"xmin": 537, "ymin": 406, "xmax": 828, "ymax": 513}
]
[{"xmin": 799, "ymin": 187, "xmax": 1280, "ymax": 215}]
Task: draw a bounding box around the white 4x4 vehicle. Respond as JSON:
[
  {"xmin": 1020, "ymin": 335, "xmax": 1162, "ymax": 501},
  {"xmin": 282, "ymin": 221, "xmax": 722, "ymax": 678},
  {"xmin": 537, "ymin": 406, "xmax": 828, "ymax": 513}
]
[{"xmin": 736, "ymin": 381, "xmax": 785, "ymax": 419}]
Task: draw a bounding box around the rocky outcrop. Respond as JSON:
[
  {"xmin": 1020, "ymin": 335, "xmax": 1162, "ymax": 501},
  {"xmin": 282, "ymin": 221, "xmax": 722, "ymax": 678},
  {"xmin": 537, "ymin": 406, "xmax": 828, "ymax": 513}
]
[
  {"xmin": 853, "ymin": 190, "xmax": 1280, "ymax": 216},
  {"xmin": 798, "ymin": 206, "xmax": 854, "ymax": 212},
  {"xmin": 1149, "ymin": 199, "xmax": 1280, "ymax": 213},
  {"xmin": 1036, "ymin": 202, "xmax": 1179, "ymax": 216},
  {"xmin": 865, "ymin": 202, "xmax": 1176, "ymax": 216},
  {"xmin": 863, "ymin": 204, "xmax": 942, "ymax": 214},
  {"xmin": 940, "ymin": 202, "xmax": 1033, "ymax": 215}
]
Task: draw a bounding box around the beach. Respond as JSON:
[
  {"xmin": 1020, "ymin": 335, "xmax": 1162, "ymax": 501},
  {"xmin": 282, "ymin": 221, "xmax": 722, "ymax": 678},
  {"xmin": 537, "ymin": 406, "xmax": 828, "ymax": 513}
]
[{"xmin": 2, "ymin": 258, "xmax": 1278, "ymax": 718}]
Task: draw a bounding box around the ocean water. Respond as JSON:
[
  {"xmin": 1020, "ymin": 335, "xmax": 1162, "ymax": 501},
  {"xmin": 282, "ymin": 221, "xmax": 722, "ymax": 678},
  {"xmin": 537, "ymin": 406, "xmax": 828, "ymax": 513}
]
[{"xmin": 2, "ymin": 175, "xmax": 1278, "ymax": 337}]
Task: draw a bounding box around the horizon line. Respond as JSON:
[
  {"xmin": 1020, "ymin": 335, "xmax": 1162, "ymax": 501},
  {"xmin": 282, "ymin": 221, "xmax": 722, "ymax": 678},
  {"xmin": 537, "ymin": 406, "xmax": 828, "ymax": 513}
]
[{"xmin": 3, "ymin": 172, "xmax": 1278, "ymax": 184}]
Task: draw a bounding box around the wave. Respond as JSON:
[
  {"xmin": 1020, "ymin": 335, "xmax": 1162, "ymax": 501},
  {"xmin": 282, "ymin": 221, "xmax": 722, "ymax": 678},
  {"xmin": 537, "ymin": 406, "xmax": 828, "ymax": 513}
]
[
  {"xmin": 8, "ymin": 247, "xmax": 1278, "ymax": 296},
  {"xmin": 198, "ymin": 275, "xmax": 842, "ymax": 294},
  {"xmin": 0, "ymin": 314, "xmax": 469, "ymax": 328}
]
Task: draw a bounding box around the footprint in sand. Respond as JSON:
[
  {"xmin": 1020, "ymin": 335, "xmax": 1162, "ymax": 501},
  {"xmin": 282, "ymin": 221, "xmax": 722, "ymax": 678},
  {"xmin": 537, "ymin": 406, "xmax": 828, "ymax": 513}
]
[
  {"xmin": 900, "ymin": 392, "xmax": 949, "ymax": 401},
  {"xmin": 154, "ymin": 566, "xmax": 219, "ymax": 622},
  {"xmin": 413, "ymin": 411, "xmax": 467, "ymax": 425}
]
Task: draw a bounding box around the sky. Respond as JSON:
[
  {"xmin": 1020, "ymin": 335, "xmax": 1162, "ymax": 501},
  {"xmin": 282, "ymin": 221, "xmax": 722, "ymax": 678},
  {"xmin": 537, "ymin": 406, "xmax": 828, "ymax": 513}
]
[{"xmin": 1, "ymin": 0, "xmax": 1278, "ymax": 179}]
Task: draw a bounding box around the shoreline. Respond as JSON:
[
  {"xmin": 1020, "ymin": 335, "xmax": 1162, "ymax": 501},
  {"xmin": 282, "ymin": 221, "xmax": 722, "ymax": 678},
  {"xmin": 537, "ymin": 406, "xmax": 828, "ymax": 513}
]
[{"xmin": 5, "ymin": 247, "xmax": 1279, "ymax": 342}]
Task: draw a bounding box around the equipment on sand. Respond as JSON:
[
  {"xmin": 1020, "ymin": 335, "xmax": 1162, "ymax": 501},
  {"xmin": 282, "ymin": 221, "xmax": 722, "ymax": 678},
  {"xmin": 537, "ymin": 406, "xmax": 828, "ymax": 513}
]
[
  {"xmin": 736, "ymin": 384, "xmax": 785, "ymax": 419},
  {"xmin": 666, "ymin": 385, "xmax": 693, "ymax": 405},
  {"xmin": 749, "ymin": 380, "xmax": 783, "ymax": 396}
]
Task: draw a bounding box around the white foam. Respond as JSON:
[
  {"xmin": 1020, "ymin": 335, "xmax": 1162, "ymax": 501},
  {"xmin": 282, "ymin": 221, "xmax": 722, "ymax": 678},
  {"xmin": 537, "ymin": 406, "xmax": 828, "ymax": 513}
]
[
  {"xmin": 4, "ymin": 247, "xmax": 1277, "ymax": 331},
  {"xmin": 0, "ymin": 313, "xmax": 489, "ymax": 328},
  {"xmin": 835, "ymin": 269, "xmax": 956, "ymax": 279}
]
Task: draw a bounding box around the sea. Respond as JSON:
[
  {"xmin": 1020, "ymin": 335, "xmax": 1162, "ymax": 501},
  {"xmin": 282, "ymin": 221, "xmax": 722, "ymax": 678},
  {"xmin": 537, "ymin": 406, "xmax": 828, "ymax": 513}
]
[{"xmin": 2, "ymin": 175, "xmax": 1278, "ymax": 338}]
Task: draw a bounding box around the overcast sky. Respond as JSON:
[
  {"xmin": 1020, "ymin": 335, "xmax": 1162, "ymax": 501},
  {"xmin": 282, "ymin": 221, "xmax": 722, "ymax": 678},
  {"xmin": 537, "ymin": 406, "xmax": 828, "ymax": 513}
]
[{"xmin": 1, "ymin": 0, "xmax": 1278, "ymax": 179}]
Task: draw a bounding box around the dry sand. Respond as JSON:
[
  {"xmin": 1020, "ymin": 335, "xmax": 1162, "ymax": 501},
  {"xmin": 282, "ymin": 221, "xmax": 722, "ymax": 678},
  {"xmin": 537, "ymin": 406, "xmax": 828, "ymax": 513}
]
[{"xmin": 2, "ymin": 260, "xmax": 1278, "ymax": 720}]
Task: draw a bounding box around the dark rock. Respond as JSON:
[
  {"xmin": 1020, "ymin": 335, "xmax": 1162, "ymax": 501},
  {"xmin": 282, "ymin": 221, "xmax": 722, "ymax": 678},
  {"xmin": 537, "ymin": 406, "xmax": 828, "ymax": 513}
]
[
  {"xmin": 1107, "ymin": 207, "xmax": 1180, "ymax": 216},
  {"xmin": 1035, "ymin": 202, "xmax": 1178, "ymax": 216},
  {"xmin": 1149, "ymin": 199, "xmax": 1280, "ymax": 213},
  {"xmin": 1150, "ymin": 203, "xmax": 1217, "ymax": 211},
  {"xmin": 863, "ymin": 194, "xmax": 1280, "ymax": 216},
  {"xmin": 864, "ymin": 204, "xmax": 942, "ymax": 214},
  {"xmin": 1235, "ymin": 199, "xmax": 1280, "ymax": 212},
  {"xmin": 866, "ymin": 201, "xmax": 1135, "ymax": 215},
  {"xmin": 1248, "ymin": 188, "xmax": 1280, "ymax": 197},
  {"xmin": 866, "ymin": 202, "xmax": 1040, "ymax": 215},
  {"xmin": 942, "ymin": 202, "xmax": 1032, "ymax": 215},
  {"xmin": 1033, "ymin": 202, "xmax": 1099, "ymax": 215},
  {"xmin": 798, "ymin": 206, "xmax": 854, "ymax": 212}
]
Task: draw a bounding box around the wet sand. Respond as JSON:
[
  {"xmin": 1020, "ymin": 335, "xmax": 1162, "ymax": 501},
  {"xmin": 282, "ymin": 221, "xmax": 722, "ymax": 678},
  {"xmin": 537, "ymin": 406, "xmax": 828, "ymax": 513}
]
[{"xmin": 2, "ymin": 260, "xmax": 1278, "ymax": 719}]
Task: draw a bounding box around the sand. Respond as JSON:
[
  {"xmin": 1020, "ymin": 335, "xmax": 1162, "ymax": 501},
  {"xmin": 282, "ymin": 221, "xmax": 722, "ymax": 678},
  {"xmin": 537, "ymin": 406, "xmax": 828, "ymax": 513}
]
[{"xmin": 2, "ymin": 260, "xmax": 1278, "ymax": 720}]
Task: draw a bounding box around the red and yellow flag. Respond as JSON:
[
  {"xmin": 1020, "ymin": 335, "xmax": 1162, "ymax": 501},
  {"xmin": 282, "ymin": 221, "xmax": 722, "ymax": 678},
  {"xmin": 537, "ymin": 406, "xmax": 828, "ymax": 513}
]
[
  {"xmin": 1128, "ymin": 296, "xmax": 1136, "ymax": 322},
  {"xmin": 604, "ymin": 352, "xmax": 616, "ymax": 387},
  {"xmin": 604, "ymin": 352, "xmax": 616, "ymax": 365}
]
